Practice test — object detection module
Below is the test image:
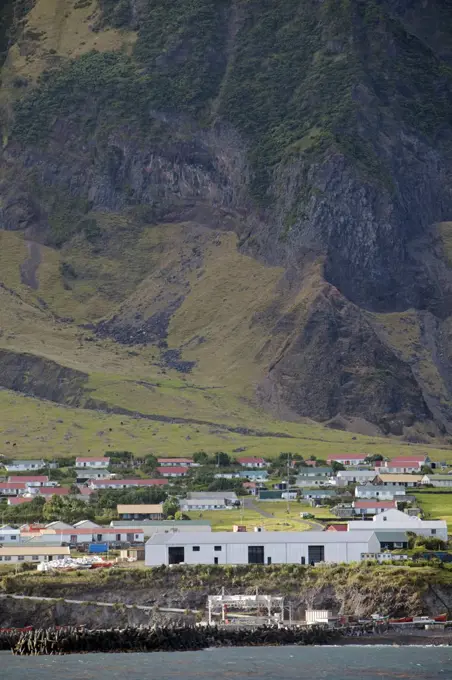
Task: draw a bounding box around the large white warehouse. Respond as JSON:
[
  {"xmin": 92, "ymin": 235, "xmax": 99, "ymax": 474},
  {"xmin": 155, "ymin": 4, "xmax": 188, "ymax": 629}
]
[
  {"xmin": 348, "ymin": 509, "xmax": 448, "ymax": 541},
  {"xmin": 145, "ymin": 530, "xmax": 380, "ymax": 566}
]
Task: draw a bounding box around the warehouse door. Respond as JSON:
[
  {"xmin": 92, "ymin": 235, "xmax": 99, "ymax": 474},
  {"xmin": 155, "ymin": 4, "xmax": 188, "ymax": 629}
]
[
  {"xmin": 168, "ymin": 546, "xmax": 185, "ymax": 564},
  {"xmin": 248, "ymin": 546, "xmax": 264, "ymax": 564},
  {"xmin": 308, "ymin": 545, "xmax": 325, "ymax": 564}
]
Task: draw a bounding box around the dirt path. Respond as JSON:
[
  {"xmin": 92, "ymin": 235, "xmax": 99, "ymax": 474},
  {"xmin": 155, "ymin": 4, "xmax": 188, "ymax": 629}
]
[{"xmin": 20, "ymin": 241, "xmax": 42, "ymax": 290}]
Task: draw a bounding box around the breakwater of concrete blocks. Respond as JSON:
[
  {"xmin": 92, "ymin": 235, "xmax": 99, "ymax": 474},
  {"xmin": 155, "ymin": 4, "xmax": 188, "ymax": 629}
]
[{"xmin": 0, "ymin": 624, "xmax": 342, "ymax": 655}]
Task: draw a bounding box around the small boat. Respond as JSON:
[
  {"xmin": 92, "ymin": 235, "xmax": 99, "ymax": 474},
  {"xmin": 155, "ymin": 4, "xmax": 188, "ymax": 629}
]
[
  {"xmin": 434, "ymin": 613, "xmax": 447, "ymax": 622},
  {"xmin": 389, "ymin": 617, "xmax": 413, "ymax": 624}
]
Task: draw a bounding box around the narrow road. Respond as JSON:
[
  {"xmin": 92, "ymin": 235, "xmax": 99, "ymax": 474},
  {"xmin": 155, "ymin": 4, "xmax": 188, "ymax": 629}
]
[
  {"xmin": 0, "ymin": 593, "xmax": 199, "ymax": 614},
  {"xmin": 244, "ymin": 499, "xmax": 325, "ymax": 531}
]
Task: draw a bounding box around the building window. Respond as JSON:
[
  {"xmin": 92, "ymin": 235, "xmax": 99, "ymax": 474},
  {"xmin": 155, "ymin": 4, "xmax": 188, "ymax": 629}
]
[
  {"xmin": 0, "ymin": 536, "xmax": 4, "ymax": 541},
  {"xmin": 301, "ymin": 557, "xmax": 306, "ymax": 565},
  {"xmin": 192, "ymin": 546, "xmax": 200, "ymax": 552},
  {"xmin": 32, "ymin": 556, "xmax": 39, "ymax": 561},
  {"xmin": 248, "ymin": 546, "xmax": 264, "ymax": 564},
  {"xmin": 18, "ymin": 556, "xmax": 24, "ymax": 561},
  {"xmin": 10, "ymin": 536, "xmax": 16, "ymax": 540},
  {"xmin": 214, "ymin": 557, "xmax": 219, "ymax": 565},
  {"xmin": 4, "ymin": 556, "xmax": 11, "ymax": 561},
  {"xmin": 214, "ymin": 546, "xmax": 222, "ymax": 552},
  {"xmin": 432, "ymin": 529, "xmax": 437, "ymax": 535}
]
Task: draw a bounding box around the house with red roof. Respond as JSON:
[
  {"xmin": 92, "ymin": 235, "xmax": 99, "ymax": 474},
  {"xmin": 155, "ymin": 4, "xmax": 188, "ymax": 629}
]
[
  {"xmin": 0, "ymin": 482, "xmax": 26, "ymax": 496},
  {"xmin": 326, "ymin": 453, "xmax": 368, "ymax": 467},
  {"xmin": 326, "ymin": 524, "xmax": 348, "ymax": 532},
  {"xmin": 89, "ymin": 478, "xmax": 169, "ymax": 490},
  {"xmin": 7, "ymin": 496, "xmax": 34, "ymax": 506},
  {"xmin": 237, "ymin": 457, "xmax": 267, "ymax": 469},
  {"xmin": 8, "ymin": 475, "xmax": 53, "ymax": 488},
  {"xmin": 37, "ymin": 487, "xmax": 71, "ymax": 497},
  {"xmin": 156, "ymin": 466, "xmax": 189, "ymax": 478},
  {"xmin": 381, "ymin": 455, "xmax": 430, "ymax": 474},
  {"xmin": 352, "ymin": 500, "xmax": 397, "ymax": 516},
  {"xmin": 76, "ymin": 457, "xmax": 110, "ymax": 469}
]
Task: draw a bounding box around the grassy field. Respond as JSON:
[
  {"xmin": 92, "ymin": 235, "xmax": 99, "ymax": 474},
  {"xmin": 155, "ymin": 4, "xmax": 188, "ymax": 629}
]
[
  {"xmin": 1, "ymin": 224, "xmax": 452, "ymax": 463},
  {"xmin": 414, "ymin": 491, "xmax": 452, "ymax": 530},
  {"xmin": 185, "ymin": 501, "xmax": 333, "ymax": 531}
]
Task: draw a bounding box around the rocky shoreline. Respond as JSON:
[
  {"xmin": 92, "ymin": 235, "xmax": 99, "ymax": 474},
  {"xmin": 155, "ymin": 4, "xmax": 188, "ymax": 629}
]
[
  {"xmin": 1, "ymin": 624, "xmax": 452, "ymax": 655},
  {"xmin": 0, "ymin": 625, "xmax": 341, "ymax": 654}
]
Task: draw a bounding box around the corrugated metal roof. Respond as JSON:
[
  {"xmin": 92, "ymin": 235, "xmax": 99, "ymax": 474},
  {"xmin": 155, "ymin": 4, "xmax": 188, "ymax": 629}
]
[
  {"xmin": 147, "ymin": 530, "xmax": 377, "ymax": 546},
  {"xmin": 374, "ymin": 531, "xmax": 408, "ymax": 542}
]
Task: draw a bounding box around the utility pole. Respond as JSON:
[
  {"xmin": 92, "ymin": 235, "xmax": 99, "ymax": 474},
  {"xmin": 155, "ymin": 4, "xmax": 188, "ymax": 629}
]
[{"xmin": 286, "ymin": 453, "xmax": 290, "ymax": 514}]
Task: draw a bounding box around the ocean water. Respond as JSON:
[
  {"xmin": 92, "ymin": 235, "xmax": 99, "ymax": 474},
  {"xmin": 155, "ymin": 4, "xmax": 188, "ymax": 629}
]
[{"xmin": 2, "ymin": 646, "xmax": 451, "ymax": 680}]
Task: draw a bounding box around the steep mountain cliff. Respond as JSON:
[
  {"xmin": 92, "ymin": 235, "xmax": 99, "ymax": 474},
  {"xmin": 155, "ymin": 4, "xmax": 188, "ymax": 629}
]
[{"xmin": 1, "ymin": 0, "xmax": 452, "ymax": 442}]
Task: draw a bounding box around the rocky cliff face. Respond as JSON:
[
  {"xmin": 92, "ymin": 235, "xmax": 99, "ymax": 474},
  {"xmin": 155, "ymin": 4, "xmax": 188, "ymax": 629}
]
[
  {"xmin": 2, "ymin": 564, "xmax": 452, "ymax": 622},
  {"xmin": 1, "ymin": 0, "xmax": 452, "ymax": 435}
]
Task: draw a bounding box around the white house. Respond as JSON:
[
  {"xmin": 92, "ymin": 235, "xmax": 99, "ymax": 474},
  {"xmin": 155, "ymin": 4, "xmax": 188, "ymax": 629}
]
[
  {"xmin": 179, "ymin": 491, "xmax": 238, "ymax": 511},
  {"xmin": 76, "ymin": 470, "xmax": 112, "ymax": 482},
  {"xmin": 381, "ymin": 456, "xmax": 429, "ymax": 474},
  {"xmin": 326, "ymin": 454, "xmax": 368, "ymax": 467},
  {"xmin": 296, "ymin": 476, "xmax": 331, "ymax": 488},
  {"xmin": 24, "ymin": 526, "xmax": 145, "ymax": 545},
  {"xmin": 156, "ymin": 466, "xmax": 189, "ymax": 478},
  {"xmin": 7, "ymin": 475, "xmax": 55, "ymax": 488},
  {"xmin": 355, "ymin": 484, "xmax": 405, "ymax": 500},
  {"xmin": 4, "ymin": 460, "xmax": 46, "ymax": 473},
  {"xmin": 89, "ymin": 479, "xmax": 168, "ymax": 490},
  {"xmin": 0, "ymin": 482, "xmax": 26, "ymax": 496},
  {"xmin": 352, "ymin": 500, "xmax": 397, "ymax": 516},
  {"xmin": 421, "ymin": 474, "xmax": 452, "ymax": 488},
  {"xmin": 348, "ymin": 509, "xmax": 448, "ymax": 541},
  {"xmin": 0, "ymin": 546, "xmax": 70, "ymax": 564},
  {"xmin": 75, "ymin": 457, "xmax": 110, "ymax": 469},
  {"xmin": 334, "ymin": 471, "xmax": 377, "ymax": 486},
  {"xmin": 297, "ymin": 468, "xmax": 333, "ymax": 478},
  {"xmin": 145, "ymin": 530, "xmax": 381, "ymax": 567},
  {"xmin": 236, "ymin": 457, "xmax": 267, "ymax": 469},
  {"xmin": 0, "ymin": 525, "xmax": 20, "ymax": 542},
  {"xmin": 157, "ymin": 458, "xmax": 194, "ymax": 467}
]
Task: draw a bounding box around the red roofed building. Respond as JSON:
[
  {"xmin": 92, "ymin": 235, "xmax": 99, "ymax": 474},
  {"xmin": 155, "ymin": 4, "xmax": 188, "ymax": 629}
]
[
  {"xmin": 76, "ymin": 457, "xmax": 110, "ymax": 469},
  {"xmin": 7, "ymin": 496, "xmax": 34, "ymax": 506},
  {"xmin": 326, "ymin": 454, "xmax": 367, "ymax": 467},
  {"xmin": 89, "ymin": 478, "xmax": 169, "ymax": 490},
  {"xmin": 353, "ymin": 500, "xmax": 397, "ymax": 516},
  {"xmin": 38, "ymin": 487, "xmax": 71, "ymax": 497},
  {"xmin": 156, "ymin": 466, "xmax": 189, "ymax": 478},
  {"xmin": 0, "ymin": 482, "xmax": 26, "ymax": 496},
  {"xmin": 77, "ymin": 486, "xmax": 95, "ymax": 497},
  {"xmin": 382, "ymin": 455, "xmax": 429, "ymax": 474},
  {"xmin": 157, "ymin": 458, "xmax": 194, "ymax": 467},
  {"xmin": 8, "ymin": 475, "xmax": 52, "ymax": 487},
  {"xmin": 237, "ymin": 457, "xmax": 267, "ymax": 469},
  {"xmin": 326, "ymin": 524, "xmax": 348, "ymax": 532},
  {"xmin": 243, "ymin": 481, "xmax": 258, "ymax": 496}
]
